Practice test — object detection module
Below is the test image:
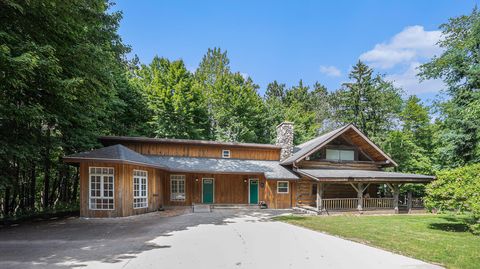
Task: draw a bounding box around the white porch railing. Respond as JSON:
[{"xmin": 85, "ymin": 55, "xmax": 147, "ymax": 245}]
[
  {"xmin": 322, "ymin": 198, "xmax": 395, "ymax": 210},
  {"xmin": 323, "ymin": 198, "xmax": 358, "ymax": 210},
  {"xmin": 363, "ymin": 198, "xmax": 394, "ymax": 209}
]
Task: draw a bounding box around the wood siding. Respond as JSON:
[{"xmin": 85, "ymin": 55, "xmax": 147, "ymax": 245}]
[
  {"xmin": 79, "ymin": 162, "xmax": 163, "ymax": 218},
  {"xmin": 264, "ymin": 180, "xmax": 296, "ymax": 209},
  {"xmin": 162, "ymin": 172, "xmax": 265, "ymax": 206},
  {"xmin": 297, "ymin": 160, "xmax": 381, "ymax": 171},
  {"xmin": 120, "ymin": 142, "xmax": 280, "ymax": 160}
]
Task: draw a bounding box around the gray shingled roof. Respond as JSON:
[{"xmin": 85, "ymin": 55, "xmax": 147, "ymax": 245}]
[
  {"xmin": 63, "ymin": 144, "xmax": 164, "ymax": 168},
  {"xmin": 281, "ymin": 124, "xmax": 397, "ymax": 166},
  {"xmin": 281, "ymin": 125, "xmax": 351, "ymax": 165},
  {"xmin": 297, "ymin": 169, "xmax": 435, "ymax": 182},
  {"xmin": 148, "ymin": 156, "xmax": 299, "ymax": 180}
]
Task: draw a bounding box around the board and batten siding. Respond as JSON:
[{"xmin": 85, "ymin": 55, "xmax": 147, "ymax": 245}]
[
  {"xmin": 120, "ymin": 142, "xmax": 281, "ymax": 160},
  {"xmin": 264, "ymin": 180, "xmax": 296, "ymax": 209},
  {"xmin": 162, "ymin": 173, "xmax": 265, "ymax": 206},
  {"xmin": 79, "ymin": 162, "xmax": 163, "ymax": 218}
]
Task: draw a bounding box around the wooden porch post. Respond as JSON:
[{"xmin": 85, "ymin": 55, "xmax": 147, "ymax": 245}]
[
  {"xmin": 407, "ymin": 191, "xmax": 412, "ymax": 213},
  {"xmin": 386, "ymin": 183, "xmax": 401, "ymax": 214},
  {"xmin": 316, "ymin": 183, "xmax": 324, "ymax": 212},
  {"xmin": 357, "ymin": 183, "xmax": 364, "ymax": 211},
  {"xmin": 393, "ymin": 184, "xmax": 400, "ymax": 214}
]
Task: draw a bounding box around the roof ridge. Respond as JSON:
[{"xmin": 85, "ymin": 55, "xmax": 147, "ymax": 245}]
[{"xmin": 99, "ymin": 136, "xmax": 281, "ymax": 149}]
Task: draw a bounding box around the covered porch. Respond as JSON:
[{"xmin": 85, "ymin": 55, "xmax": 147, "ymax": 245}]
[{"xmin": 295, "ymin": 169, "xmax": 435, "ymax": 214}]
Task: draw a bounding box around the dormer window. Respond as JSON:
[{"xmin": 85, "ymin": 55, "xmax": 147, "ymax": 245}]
[
  {"xmin": 222, "ymin": 149, "xmax": 231, "ymax": 158},
  {"xmin": 326, "ymin": 149, "xmax": 354, "ymax": 161}
]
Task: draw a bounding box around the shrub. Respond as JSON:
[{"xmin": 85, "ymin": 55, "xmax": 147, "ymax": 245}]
[{"xmin": 425, "ymin": 163, "xmax": 480, "ymax": 234}]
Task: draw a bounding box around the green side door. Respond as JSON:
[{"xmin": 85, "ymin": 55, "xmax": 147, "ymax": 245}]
[
  {"xmin": 249, "ymin": 179, "xmax": 259, "ymax": 204},
  {"xmin": 202, "ymin": 178, "xmax": 214, "ymax": 204}
]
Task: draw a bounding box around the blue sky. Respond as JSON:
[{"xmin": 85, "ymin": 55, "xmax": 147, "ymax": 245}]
[{"xmin": 113, "ymin": 1, "xmax": 478, "ymax": 103}]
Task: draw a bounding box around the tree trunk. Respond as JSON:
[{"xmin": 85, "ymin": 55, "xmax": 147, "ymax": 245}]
[
  {"xmin": 4, "ymin": 187, "xmax": 11, "ymax": 216},
  {"xmin": 43, "ymin": 130, "xmax": 51, "ymax": 210},
  {"xmin": 30, "ymin": 165, "xmax": 36, "ymax": 211},
  {"xmin": 72, "ymin": 167, "xmax": 79, "ymax": 203}
]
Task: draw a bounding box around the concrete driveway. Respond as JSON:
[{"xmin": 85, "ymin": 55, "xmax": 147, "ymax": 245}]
[{"xmin": 0, "ymin": 209, "xmax": 441, "ymax": 269}]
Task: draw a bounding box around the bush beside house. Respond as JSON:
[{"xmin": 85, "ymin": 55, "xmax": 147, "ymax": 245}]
[{"xmin": 425, "ymin": 163, "xmax": 480, "ymax": 234}]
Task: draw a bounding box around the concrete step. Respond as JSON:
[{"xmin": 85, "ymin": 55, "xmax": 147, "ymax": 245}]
[
  {"xmin": 212, "ymin": 204, "xmax": 260, "ymax": 209},
  {"xmin": 193, "ymin": 204, "xmax": 211, "ymax": 213},
  {"xmin": 292, "ymin": 206, "xmax": 319, "ymax": 215}
]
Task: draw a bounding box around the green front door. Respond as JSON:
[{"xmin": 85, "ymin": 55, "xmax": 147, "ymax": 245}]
[
  {"xmin": 202, "ymin": 178, "xmax": 214, "ymax": 204},
  {"xmin": 249, "ymin": 179, "xmax": 259, "ymax": 204}
]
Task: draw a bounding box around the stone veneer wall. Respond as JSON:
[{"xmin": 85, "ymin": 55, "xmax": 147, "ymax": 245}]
[{"xmin": 276, "ymin": 122, "xmax": 294, "ymax": 161}]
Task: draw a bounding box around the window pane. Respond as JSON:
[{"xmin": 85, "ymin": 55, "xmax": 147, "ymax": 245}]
[
  {"xmin": 326, "ymin": 149, "xmax": 339, "ymax": 160},
  {"xmin": 278, "ymin": 182, "xmax": 289, "ymax": 193},
  {"xmin": 340, "ymin": 150, "xmax": 354, "ymax": 161}
]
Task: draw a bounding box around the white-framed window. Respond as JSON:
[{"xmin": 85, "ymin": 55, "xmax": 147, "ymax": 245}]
[
  {"xmin": 326, "ymin": 149, "xmax": 355, "ymax": 161},
  {"xmin": 133, "ymin": 170, "xmax": 148, "ymax": 209},
  {"xmin": 170, "ymin": 175, "xmax": 186, "ymax": 201},
  {"xmin": 222, "ymin": 149, "xmax": 231, "ymax": 158},
  {"xmin": 89, "ymin": 167, "xmax": 114, "ymax": 210},
  {"xmin": 277, "ymin": 181, "xmax": 289, "ymax": 193}
]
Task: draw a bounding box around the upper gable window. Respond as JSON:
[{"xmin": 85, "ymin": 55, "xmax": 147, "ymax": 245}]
[
  {"xmin": 222, "ymin": 149, "xmax": 231, "ymax": 158},
  {"xmin": 326, "ymin": 149, "xmax": 354, "ymax": 161}
]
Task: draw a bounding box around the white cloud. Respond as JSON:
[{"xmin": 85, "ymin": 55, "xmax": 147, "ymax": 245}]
[
  {"xmin": 360, "ymin": 26, "xmax": 442, "ymax": 69},
  {"xmin": 386, "ymin": 62, "xmax": 445, "ymax": 95},
  {"xmin": 319, "ymin": 65, "xmax": 341, "ymax": 77},
  {"xmin": 240, "ymin": 72, "xmax": 250, "ymax": 79}
]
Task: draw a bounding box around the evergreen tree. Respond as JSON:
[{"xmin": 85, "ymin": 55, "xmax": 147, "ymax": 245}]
[
  {"xmin": 331, "ymin": 61, "xmax": 403, "ymax": 142},
  {"xmin": 420, "ymin": 7, "xmax": 480, "ymax": 167},
  {"xmin": 194, "ymin": 48, "xmax": 268, "ymax": 142}
]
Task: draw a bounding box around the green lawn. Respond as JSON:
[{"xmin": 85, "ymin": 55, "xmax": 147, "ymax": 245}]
[{"xmin": 274, "ymin": 214, "xmax": 480, "ymax": 269}]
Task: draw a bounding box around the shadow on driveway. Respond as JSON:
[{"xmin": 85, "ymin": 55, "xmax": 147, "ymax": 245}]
[{"xmin": 0, "ymin": 209, "xmax": 285, "ymax": 268}]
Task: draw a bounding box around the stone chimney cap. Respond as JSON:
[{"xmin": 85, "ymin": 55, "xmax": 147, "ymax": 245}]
[{"xmin": 276, "ymin": 121, "xmax": 294, "ymax": 129}]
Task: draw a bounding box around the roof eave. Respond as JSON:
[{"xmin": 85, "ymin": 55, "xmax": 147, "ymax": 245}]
[
  {"xmin": 99, "ymin": 136, "xmax": 282, "ymax": 150},
  {"xmin": 63, "ymin": 157, "xmax": 166, "ymax": 169}
]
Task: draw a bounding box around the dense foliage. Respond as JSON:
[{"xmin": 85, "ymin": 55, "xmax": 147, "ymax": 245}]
[
  {"xmin": 0, "ymin": 1, "xmax": 479, "ymax": 226},
  {"xmin": 425, "ymin": 164, "xmax": 480, "ymax": 234}
]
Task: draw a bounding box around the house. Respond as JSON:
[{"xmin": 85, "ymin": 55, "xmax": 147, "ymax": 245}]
[{"xmin": 63, "ymin": 122, "xmax": 434, "ymax": 218}]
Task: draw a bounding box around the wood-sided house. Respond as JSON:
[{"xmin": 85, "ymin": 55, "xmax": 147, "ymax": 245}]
[{"xmin": 63, "ymin": 122, "xmax": 434, "ymax": 217}]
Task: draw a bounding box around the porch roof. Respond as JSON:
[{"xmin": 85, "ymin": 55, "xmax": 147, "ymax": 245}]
[
  {"xmin": 296, "ymin": 169, "xmax": 435, "ymax": 183},
  {"xmin": 148, "ymin": 156, "xmax": 299, "ymax": 180}
]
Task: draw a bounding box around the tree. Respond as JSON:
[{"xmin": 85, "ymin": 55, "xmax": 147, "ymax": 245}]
[
  {"xmin": 194, "ymin": 48, "xmax": 269, "ymax": 142},
  {"xmin": 132, "ymin": 57, "xmax": 210, "ymax": 139},
  {"xmin": 419, "ymin": 7, "xmax": 480, "ymax": 167},
  {"xmin": 425, "ymin": 163, "xmax": 480, "ymax": 234},
  {"xmin": 331, "ymin": 61, "xmax": 403, "ymax": 142},
  {"xmin": 0, "ymin": 0, "xmax": 131, "ymax": 215}
]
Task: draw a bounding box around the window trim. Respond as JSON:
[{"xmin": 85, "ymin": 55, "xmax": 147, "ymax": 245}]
[
  {"xmin": 277, "ymin": 181, "xmax": 289, "ymax": 194},
  {"xmin": 170, "ymin": 175, "xmax": 186, "ymax": 201},
  {"xmin": 88, "ymin": 167, "xmax": 115, "ymax": 210},
  {"xmin": 133, "ymin": 170, "xmax": 148, "ymax": 209},
  {"xmin": 222, "ymin": 149, "xmax": 231, "ymax": 158},
  {"xmin": 326, "ymin": 148, "xmax": 355, "ymax": 161}
]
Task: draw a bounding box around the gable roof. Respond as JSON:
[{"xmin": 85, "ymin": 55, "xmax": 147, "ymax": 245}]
[
  {"xmin": 63, "ymin": 144, "xmax": 165, "ymax": 168},
  {"xmin": 281, "ymin": 124, "xmax": 398, "ymax": 167}
]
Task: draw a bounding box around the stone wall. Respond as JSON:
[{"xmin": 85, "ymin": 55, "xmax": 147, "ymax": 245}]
[{"xmin": 276, "ymin": 122, "xmax": 294, "ymax": 161}]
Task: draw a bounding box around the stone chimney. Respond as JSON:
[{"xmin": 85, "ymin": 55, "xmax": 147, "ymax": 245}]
[{"xmin": 276, "ymin": 122, "xmax": 294, "ymax": 161}]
